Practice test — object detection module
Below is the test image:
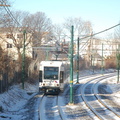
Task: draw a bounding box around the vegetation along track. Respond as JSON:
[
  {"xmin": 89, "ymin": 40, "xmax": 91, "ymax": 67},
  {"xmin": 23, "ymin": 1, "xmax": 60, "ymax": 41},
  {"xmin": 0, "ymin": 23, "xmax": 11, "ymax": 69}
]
[
  {"xmin": 80, "ymin": 73, "xmax": 120, "ymax": 120},
  {"xmin": 39, "ymin": 93, "xmax": 65, "ymax": 120}
]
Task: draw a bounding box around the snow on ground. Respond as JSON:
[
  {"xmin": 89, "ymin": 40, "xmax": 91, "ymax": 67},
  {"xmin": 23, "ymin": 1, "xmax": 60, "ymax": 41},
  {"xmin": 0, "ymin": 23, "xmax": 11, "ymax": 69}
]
[
  {"xmin": 101, "ymin": 75, "xmax": 120, "ymax": 106},
  {"xmin": 0, "ymin": 82, "xmax": 39, "ymax": 120},
  {"xmin": 0, "ymin": 69, "xmax": 119, "ymax": 120}
]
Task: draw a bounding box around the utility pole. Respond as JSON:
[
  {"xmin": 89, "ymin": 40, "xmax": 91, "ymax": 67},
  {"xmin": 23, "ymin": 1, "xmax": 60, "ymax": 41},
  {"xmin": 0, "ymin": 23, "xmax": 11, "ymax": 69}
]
[
  {"xmin": 76, "ymin": 37, "xmax": 79, "ymax": 84},
  {"xmin": 22, "ymin": 30, "xmax": 26, "ymax": 89},
  {"xmin": 117, "ymin": 44, "xmax": 120, "ymax": 83},
  {"xmin": 46, "ymin": 50, "xmax": 49, "ymax": 60},
  {"xmin": 69, "ymin": 25, "xmax": 74, "ymax": 104},
  {"xmin": 92, "ymin": 54, "xmax": 95, "ymax": 74},
  {"xmin": 90, "ymin": 34, "xmax": 94, "ymax": 73},
  {"xmin": 101, "ymin": 43, "xmax": 104, "ymax": 75}
]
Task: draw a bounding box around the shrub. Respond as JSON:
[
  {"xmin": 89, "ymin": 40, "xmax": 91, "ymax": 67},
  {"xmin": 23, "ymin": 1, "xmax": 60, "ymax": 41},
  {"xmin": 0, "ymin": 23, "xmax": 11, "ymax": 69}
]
[{"xmin": 105, "ymin": 57, "xmax": 116, "ymax": 69}]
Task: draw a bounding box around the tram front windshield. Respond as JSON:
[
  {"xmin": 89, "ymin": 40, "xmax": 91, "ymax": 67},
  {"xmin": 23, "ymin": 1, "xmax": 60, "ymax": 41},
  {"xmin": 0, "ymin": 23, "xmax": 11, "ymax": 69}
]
[{"xmin": 44, "ymin": 67, "xmax": 59, "ymax": 80}]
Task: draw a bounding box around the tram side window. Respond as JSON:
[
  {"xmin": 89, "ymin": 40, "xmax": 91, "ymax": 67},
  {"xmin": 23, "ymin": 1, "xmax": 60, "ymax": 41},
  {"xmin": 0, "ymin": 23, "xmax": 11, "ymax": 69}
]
[
  {"xmin": 60, "ymin": 71, "xmax": 64, "ymax": 83},
  {"xmin": 39, "ymin": 71, "xmax": 42, "ymax": 82}
]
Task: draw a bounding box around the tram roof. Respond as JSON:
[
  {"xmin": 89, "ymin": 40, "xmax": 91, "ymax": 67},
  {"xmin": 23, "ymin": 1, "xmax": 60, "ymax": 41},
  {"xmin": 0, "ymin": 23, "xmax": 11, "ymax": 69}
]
[{"xmin": 40, "ymin": 61, "xmax": 64, "ymax": 67}]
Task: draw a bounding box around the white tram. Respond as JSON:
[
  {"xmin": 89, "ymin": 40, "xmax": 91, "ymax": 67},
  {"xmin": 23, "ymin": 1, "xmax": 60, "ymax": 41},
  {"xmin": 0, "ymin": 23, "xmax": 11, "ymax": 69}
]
[{"xmin": 39, "ymin": 60, "xmax": 69, "ymax": 94}]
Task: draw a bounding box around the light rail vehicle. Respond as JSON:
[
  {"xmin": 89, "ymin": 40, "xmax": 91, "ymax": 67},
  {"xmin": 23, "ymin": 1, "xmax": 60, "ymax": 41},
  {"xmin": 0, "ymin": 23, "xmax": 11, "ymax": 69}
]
[{"xmin": 39, "ymin": 60, "xmax": 69, "ymax": 94}]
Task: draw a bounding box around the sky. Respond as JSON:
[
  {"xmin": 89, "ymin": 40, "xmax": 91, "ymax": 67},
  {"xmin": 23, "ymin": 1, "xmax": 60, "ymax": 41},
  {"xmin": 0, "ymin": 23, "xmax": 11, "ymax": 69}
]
[{"xmin": 11, "ymin": 0, "xmax": 120, "ymax": 38}]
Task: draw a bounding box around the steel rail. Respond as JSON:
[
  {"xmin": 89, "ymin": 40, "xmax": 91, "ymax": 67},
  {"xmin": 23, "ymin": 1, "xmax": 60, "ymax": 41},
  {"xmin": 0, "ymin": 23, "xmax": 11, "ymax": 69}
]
[
  {"xmin": 80, "ymin": 73, "xmax": 119, "ymax": 120},
  {"xmin": 93, "ymin": 77, "xmax": 120, "ymax": 118},
  {"xmin": 38, "ymin": 94, "xmax": 45, "ymax": 120},
  {"xmin": 57, "ymin": 95, "xmax": 66, "ymax": 120},
  {"xmin": 39, "ymin": 94, "xmax": 65, "ymax": 120}
]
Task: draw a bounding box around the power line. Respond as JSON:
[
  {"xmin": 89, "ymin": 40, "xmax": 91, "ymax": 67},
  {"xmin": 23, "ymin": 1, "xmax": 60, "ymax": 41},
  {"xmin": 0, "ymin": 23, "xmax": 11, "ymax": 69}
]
[
  {"xmin": 80, "ymin": 23, "xmax": 120, "ymax": 40},
  {"xmin": 79, "ymin": 23, "xmax": 120, "ymax": 53},
  {"xmin": 2, "ymin": 0, "xmax": 120, "ymax": 37},
  {"xmin": 2, "ymin": 0, "xmax": 21, "ymax": 26},
  {"xmin": 2, "ymin": 0, "xmax": 120, "ymax": 56}
]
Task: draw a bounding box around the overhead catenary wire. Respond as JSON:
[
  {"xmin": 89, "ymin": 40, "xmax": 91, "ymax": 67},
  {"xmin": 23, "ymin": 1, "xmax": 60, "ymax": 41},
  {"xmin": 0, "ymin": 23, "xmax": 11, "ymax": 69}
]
[
  {"xmin": 2, "ymin": 0, "xmax": 43, "ymax": 46},
  {"xmin": 33, "ymin": 23, "xmax": 120, "ymax": 56},
  {"xmin": 78, "ymin": 23, "xmax": 120, "ymax": 53},
  {"xmin": 2, "ymin": 0, "xmax": 120, "ymax": 38},
  {"xmin": 80, "ymin": 23, "xmax": 120, "ymax": 40},
  {"xmin": 2, "ymin": 0, "xmax": 21, "ymax": 26},
  {"xmin": 1, "ymin": 0, "xmax": 120, "ymax": 55}
]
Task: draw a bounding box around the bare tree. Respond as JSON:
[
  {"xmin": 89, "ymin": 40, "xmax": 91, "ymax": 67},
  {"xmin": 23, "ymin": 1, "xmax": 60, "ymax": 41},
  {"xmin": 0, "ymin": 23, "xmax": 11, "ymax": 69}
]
[
  {"xmin": 52, "ymin": 24, "xmax": 67, "ymax": 42},
  {"xmin": 0, "ymin": 44, "xmax": 16, "ymax": 92},
  {"xmin": 63, "ymin": 17, "xmax": 92, "ymax": 36},
  {"xmin": 114, "ymin": 24, "xmax": 120, "ymax": 51},
  {"xmin": 21, "ymin": 12, "xmax": 54, "ymax": 79},
  {"xmin": 63, "ymin": 17, "xmax": 93, "ymax": 69},
  {"xmin": 22, "ymin": 12, "xmax": 53, "ymax": 46},
  {"xmin": 0, "ymin": 10, "xmax": 32, "ymax": 71},
  {"xmin": 0, "ymin": 0, "xmax": 11, "ymax": 26}
]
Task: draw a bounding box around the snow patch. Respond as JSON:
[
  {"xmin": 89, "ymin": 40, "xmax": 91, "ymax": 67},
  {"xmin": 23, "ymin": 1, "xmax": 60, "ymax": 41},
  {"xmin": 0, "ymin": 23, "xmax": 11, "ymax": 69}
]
[{"xmin": 0, "ymin": 83, "xmax": 37, "ymax": 119}]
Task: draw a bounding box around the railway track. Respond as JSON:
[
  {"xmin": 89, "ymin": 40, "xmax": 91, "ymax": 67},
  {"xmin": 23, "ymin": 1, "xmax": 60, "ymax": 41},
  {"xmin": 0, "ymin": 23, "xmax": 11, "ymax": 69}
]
[
  {"xmin": 38, "ymin": 72, "xmax": 120, "ymax": 120},
  {"xmin": 93, "ymin": 76, "xmax": 120, "ymax": 117},
  {"xmin": 80, "ymin": 73, "xmax": 120, "ymax": 120},
  {"xmin": 39, "ymin": 94, "xmax": 65, "ymax": 120}
]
